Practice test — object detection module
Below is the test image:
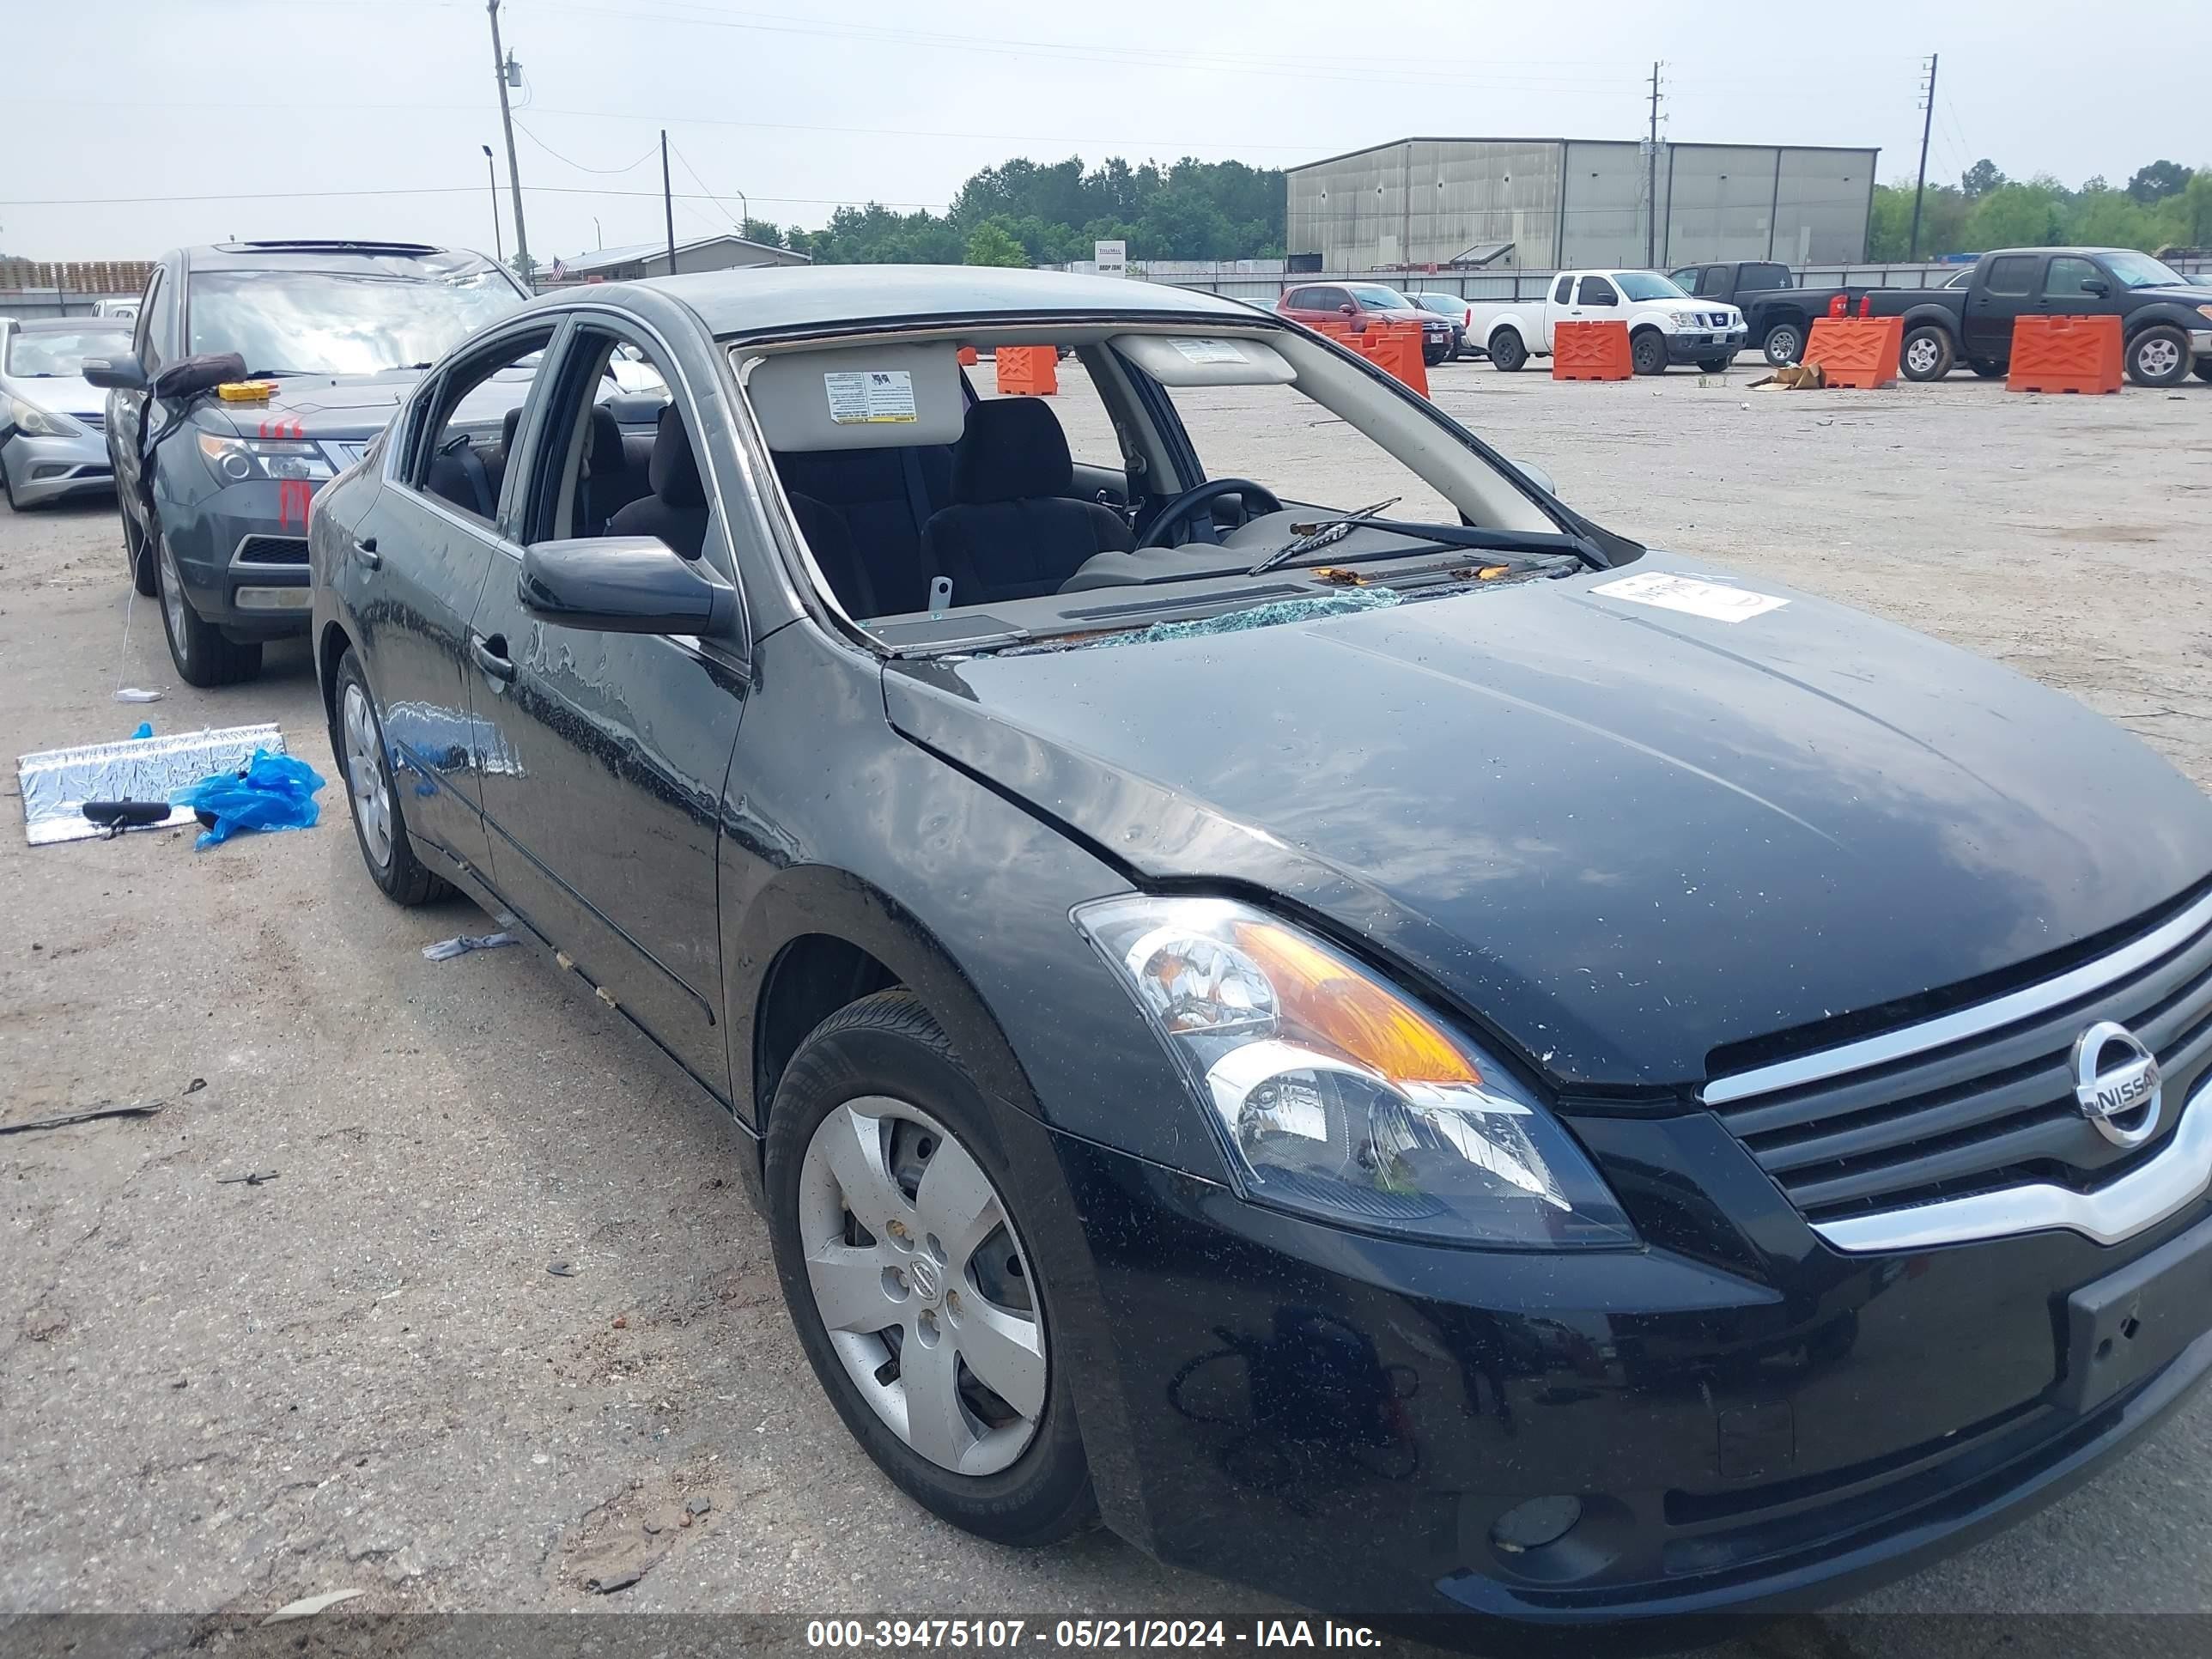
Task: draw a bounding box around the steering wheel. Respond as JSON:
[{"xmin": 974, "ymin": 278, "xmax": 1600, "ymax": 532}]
[{"xmin": 1139, "ymin": 477, "xmax": 1284, "ymax": 550}]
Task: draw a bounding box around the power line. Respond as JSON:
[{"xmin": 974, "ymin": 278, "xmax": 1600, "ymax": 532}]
[
  {"xmin": 511, "ymin": 118, "xmax": 659, "ymax": 176},
  {"xmin": 0, "ymin": 184, "xmax": 945, "ymax": 209},
  {"xmin": 669, "ymin": 142, "xmax": 750, "ymax": 229}
]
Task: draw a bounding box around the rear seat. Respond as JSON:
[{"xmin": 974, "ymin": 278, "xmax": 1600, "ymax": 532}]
[{"xmin": 775, "ymin": 445, "xmax": 955, "ymax": 617}]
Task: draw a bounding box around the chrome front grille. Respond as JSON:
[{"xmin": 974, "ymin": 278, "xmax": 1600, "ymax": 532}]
[{"xmin": 1705, "ymin": 888, "xmax": 2212, "ymax": 1245}]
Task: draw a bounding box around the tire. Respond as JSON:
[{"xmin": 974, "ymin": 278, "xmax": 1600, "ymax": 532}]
[
  {"xmin": 1697, "ymin": 356, "xmax": 1734, "ymax": 374},
  {"xmin": 1487, "ymin": 327, "xmax": 1528, "ymax": 373},
  {"xmin": 0, "ymin": 459, "xmax": 15, "ymax": 512},
  {"xmin": 125, "ymin": 509, "xmax": 158, "ymax": 597},
  {"xmin": 2127, "ymin": 325, "xmax": 2191, "ymax": 388},
  {"xmin": 1968, "ymin": 358, "xmax": 2006, "ymax": 380},
  {"xmin": 155, "ymin": 526, "xmax": 263, "ymax": 686},
  {"xmin": 2193, "ymin": 361, "xmax": 2212, "ymax": 384},
  {"xmin": 331, "ymin": 648, "xmax": 447, "ymax": 906},
  {"xmin": 1423, "ymin": 345, "xmax": 1446, "ymax": 368},
  {"xmin": 1899, "ymin": 325, "xmax": 1954, "ymax": 382},
  {"xmin": 1762, "ymin": 320, "xmax": 1807, "ymax": 366},
  {"xmin": 765, "ymin": 988, "xmax": 1095, "ymax": 1548},
  {"xmin": 1630, "ymin": 329, "xmax": 1668, "ymax": 375}
]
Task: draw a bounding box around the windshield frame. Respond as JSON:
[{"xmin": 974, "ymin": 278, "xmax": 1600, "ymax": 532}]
[
  {"xmin": 3, "ymin": 326, "xmax": 134, "ymax": 378},
  {"xmin": 1613, "ymin": 271, "xmax": 1692, "ymax": 302},
  {"xmin": 182, "ymin": 262, "xmax": 530, "ymax": 378}
]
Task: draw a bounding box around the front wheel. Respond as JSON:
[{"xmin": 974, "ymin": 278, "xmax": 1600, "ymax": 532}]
[
  {"xmin": 1968, "ymin": 358, "xmax": 2005, "ymax": 380},
  {"xmin": 766, "ymin": 989, "xmax": 1095, "ymax": 1547},
  {"xmin": 155, "ymin": 527, "xmax": 262, "ymax": 687},
  {"xmin": 1762, "ymin": 321, "xmax": 1807, "ymax": 365},
  {"xmin": 1488, "ymin": 328, "xmax": 1528, "ymax": 373},
  {"xmin": 1900, "ymin": 325, "xmax": 1954, "ymax": 382},
  {"xmin": 1630, "ymin": 329, "xmax": 1668, "ymax": 375},
  {"xmin": 2127, "ymin": 325, "xmax": 2191, "ymax": 387}
]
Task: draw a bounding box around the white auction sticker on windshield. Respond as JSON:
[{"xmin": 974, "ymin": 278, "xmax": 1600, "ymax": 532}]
[
  {"xmin": 1592, "ymin": 570, "xmax": 1788, "ymax": 623},
  {"xmin": 823, "ymin": 369, "xmax": 917, "ymax": 425},
  {"xmin": 1170, "ymin": 338, "xmax": 1246, "ymax": 365}
]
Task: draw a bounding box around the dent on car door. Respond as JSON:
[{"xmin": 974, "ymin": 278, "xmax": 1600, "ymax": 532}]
[
  {"xmin": 463, "ymin": 321, "xmax": 747, "ymax": 1095},
  {"xmin": 357, "ymin": 321, "xmax": 562, "ymax": 880}
]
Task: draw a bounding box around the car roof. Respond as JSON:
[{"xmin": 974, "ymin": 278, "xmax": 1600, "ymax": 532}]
[
  {"xmin": 629, "ymin": 264, "xmax": 1265, "ymax": 340},
  {"xmin": 179, "ymin": 240, "xmax": 505, "ymax": 277}
]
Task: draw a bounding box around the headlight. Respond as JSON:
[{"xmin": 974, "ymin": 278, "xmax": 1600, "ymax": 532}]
[
  {"xmin": 5, "ymin": 397, "xmax": 82, "ymax": 438},
  {"xmin": 1074, "ymin": 896, "xmax": 1634, "ymax": 1249},
  {"xmin": 197, "ymin": 432, "xmax": 334, "ymax": 484},
  {"xmin": 1667, "ymin": 309, "xmax": 1698, "ymax": 326},
  {"xmin": 2196, "ymin": 304, "xmax": 2212, "ymax": 323}
]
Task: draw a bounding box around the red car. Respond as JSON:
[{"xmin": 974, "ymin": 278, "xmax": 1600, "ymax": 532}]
[{"xmin": 1275, "ymin": 281, "xmax": 1456, "ymax": 365}]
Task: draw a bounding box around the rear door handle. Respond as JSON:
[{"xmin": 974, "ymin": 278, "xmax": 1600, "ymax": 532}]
[
  {"xmin": 469, "ymin": 632, "xmax": 516, "ymax": 684},
  {"xmin": 354, "ymin": 535, "xmax": 381, "ymax": 570}
]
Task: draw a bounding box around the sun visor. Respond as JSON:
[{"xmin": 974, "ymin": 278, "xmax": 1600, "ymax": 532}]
[
  {"xmin": 749, "ymin": 343, "xmax": 967, "ymax": 452},
  {"xmin": 1111, "ymin": 333, "xmax": 1295, "ymax": 386}
]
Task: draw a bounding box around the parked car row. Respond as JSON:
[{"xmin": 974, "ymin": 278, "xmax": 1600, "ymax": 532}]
[{"xmin": 0, "ymin": 316, "xmax": 134, "ymax": 508}]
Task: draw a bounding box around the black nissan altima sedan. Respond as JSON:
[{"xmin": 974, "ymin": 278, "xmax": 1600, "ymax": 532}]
[{"xmin": 307, "ymin": 265, "xmax": 2212, "ymax": 1634}]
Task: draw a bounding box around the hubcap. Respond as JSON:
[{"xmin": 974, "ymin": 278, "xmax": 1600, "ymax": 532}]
[
  {"xmin": 2139, "ymin": 338, "xmax": 2180, "ymax": 378},
  {"xmin": 1905, "ymin": 338, "xmax": 1939, "ymax": 374},
  {"xmin": 343, "ymin": 683, "xmax": 393, "ymax": 868},
  {"xmin": 158, "ymin": 535, "xmax": 188, "ymax": 658},
  {"xmin": 798, "ymin": 1097, "xmax": 1046, "ymax": 1476}
]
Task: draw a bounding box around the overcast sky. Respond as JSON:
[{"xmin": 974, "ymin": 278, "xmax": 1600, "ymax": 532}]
[{"xmin": 7, "ymin": 0, "xmax": 2208, "ymax": 263}]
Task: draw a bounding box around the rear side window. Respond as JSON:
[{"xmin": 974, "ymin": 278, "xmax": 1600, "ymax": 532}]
[
  {"xmin": 1984, "ymin": 256, "xmax": 2037, "ymax": 296},
  {"xmin": 1741, "ymin": 264, "xmax": 1790, "ymax": 293},
  {"xmin": 1551, "ymin": 275, "xmax": 1573, "ymax": 304},
  {"xmin": 1282, "ymin": 289, "xmax": 1312, "ymax": 309}
]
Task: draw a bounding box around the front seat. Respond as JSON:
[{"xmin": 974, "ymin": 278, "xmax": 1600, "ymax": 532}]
[
  {"xmin": 580, "ymin": 404, "xmax": 648, "ymax": 534},
  {"xmin": 921, "ymin": 398, "xmax": 1133, "ymax": 605},
  {"xmin": 606, "ymin": 404, "xmax": 709, "ymax": 559}
]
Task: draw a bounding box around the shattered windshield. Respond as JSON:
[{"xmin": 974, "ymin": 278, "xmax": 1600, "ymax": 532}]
[{"xmin": 187, "ymin": 264, "xmax": 526, "ymax": 377}]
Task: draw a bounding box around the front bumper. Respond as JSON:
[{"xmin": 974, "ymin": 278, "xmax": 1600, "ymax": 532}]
[
  {"xmin": 1667, "ymin": 329, "xmax": 1747, "ymax": 363},
  {"xmin": 2, "ymin": 430, "xmax": 114, "ymax": 506},
  {"xmin": 2189, "ymin": 329, "xmax": 2212, "ymax": 357},
  {"xmin": 158, "ymin": 477, "xmax": 319, "ymax": 639},
  {"xmin": 1042, "ymin": 1119, "xmax": 2212, "ymax": 1632}
]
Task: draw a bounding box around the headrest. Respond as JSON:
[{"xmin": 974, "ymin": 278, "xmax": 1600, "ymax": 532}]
[
  {"xmin": 500, "ymin": 404, "xmax": 524, "ymax": 453},
  {"xmin": 951, "ymin": 398, "xmax": 1073, "ymax": 506},
  {"xmin": 587, "ymin": 404, "xmax": 624, "ymax": 474},
  {"xmin": 648, "ymin": 404, "xmax": 705, "ymax": 507}
]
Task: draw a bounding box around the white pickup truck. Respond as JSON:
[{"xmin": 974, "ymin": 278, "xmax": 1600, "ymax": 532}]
[{"xmin": 1466, "ymin": 270, "xmax": 1747, "ymax": 374}]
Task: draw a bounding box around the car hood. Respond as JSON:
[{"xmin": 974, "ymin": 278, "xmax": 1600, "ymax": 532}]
[
  {"xmin": 884, "ymin": 562, "xmax": 2212, "ymax": 1092},
  {"xmin": 3, "ymin": 372, "xmax": 103, "ymax": 420},
  {"xmin": 2135, "ymin": 284, "xmax": 2212, "ymax": 307},
  {"xmin": 202, "ymin": 368, "xmax": 427, "ymax": 439}
]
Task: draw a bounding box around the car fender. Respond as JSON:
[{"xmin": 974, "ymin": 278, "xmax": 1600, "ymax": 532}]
[
  {"xmin": 2122, "ymin": 301, "xmax": 2204, "ymax": 338},
  {"xmin": 1898, "ymin": 302, "xmax": 1961, "ymax": 335}
]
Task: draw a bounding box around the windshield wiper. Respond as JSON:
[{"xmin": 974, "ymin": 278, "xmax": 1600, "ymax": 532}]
[
  {"xmin": 1249, "ymin": 498, "xmax": 1403, "ymax": 574},
  {"xmin": 1257, "ymin": 516, "xmax": 1603, "ymax": 574},
  {"xmin": 241, "ymin": 367, "xmax": 306, "ymax": 378}
]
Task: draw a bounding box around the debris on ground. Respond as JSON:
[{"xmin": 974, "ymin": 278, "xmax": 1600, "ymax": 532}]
[
  {"xmin": 685, "ymin": 1496, "xmax": 712, "ymax": 1518},
  {"xmin": 585, "ymin": 1566, "xmax": 649, "ymax": 1595},
  {"xmin": 18, "ymin": 722, "xmax": 287, "ymax": 847},
  {"xmin": 547, "ymin": 1261, "xmax": 578, "ymax": 1277},
  {"xmin": 0, "ymin": 1100, "xmax": 166, "ymax": 1138},
  {"xmin": 215, "ymin": 1170, "xmax": 281, "ymax": 1187},
  {"xmin": 1749, "ymin": 363, "xmax": 1827, "ymax": 391},
  {"xmin": 173, "ymin": 750, "xmax": 325, "ymax": 849},
  {"xmin": 113, "ymin": 688, "xmax": 162, "ymax": 704},
  {"xmin": 422, "ymin": 932, "xmax": 518, "ymax": 962},
  {"xmin": 129, "ymin": 721, "xmax": 154, "ymax": 740},
  {"xmin": 259, "ymin": 1589, "xmax": 365, "ymax": 1626}
]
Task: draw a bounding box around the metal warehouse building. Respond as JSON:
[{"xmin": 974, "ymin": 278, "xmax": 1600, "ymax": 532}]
[{"xmin": 1286, "ymin": 137, "xmax": 1879, "ymax": 273}]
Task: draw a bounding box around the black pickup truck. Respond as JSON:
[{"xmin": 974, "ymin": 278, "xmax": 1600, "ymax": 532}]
[
  {"xmin": 1667, "ymin": 260, "xmax": 1851, "ymax": 366},
  {"xmin": 1856, "ymin": 247, "xmax": 2212, "ymax": 385}
]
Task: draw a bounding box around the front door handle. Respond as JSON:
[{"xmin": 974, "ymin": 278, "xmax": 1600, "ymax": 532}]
[
  {"xmin": 469, "ymin": 632, "xmax": 516, "ymax": 684},
  {"xmin": 354, "ymin": 535, "xmax": 381, "ymax": 571}
]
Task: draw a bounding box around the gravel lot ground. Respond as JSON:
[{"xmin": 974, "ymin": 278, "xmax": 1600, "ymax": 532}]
[{"xmin": 4, "ymin": 361, "xmax": 2212, "ymax": 1650}]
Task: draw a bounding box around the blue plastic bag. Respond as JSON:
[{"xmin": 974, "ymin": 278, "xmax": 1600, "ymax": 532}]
[{"xmin": 171, "ymin": 749, "xmax": 325, "ymax": 850}]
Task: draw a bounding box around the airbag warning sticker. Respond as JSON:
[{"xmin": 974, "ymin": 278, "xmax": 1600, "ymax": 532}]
[
  {"xmin": 824, "ymin": 369, "xmax": 917, "ymax": 424},
  {"xmin": 1170, "ymin": 338, "xmax": 1245, "ymax": 365},
  {"xmin": 1592, "ymin": 570, "xmax": 1787, "ymax": 623}
]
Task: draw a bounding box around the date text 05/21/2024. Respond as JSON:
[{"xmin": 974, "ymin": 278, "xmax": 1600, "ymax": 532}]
[{"xmin": 805, "ymin": 1620, "xmax": 1384, "ymax": 1650}]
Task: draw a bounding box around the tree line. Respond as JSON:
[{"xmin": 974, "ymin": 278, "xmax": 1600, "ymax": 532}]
[
  {"xmin": 1868, "ymin": 159, "xmax": 2212, "ymax": 263},
  {"xmin": 735, "ymin": 155, "xmax": 1285, "ymax": 267}
]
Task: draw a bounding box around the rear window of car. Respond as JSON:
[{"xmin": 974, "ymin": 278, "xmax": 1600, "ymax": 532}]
[
  {"xmin": 1740, "ymin": 264, "xmax": 1790, "ymax": 292},
  {"xmin": 1983, "ymin": 256, "xmax": 2037, "ymax": 297}
]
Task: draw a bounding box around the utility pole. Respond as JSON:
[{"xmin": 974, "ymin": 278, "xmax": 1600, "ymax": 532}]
[
  {"xmin": 486, "ymin": 0, "xmax": 530, "ymax": 282},
  {"xmin": 481, "ymin": 144, "xmax": 503, "ymax": 264},
  {"xmin": 1645, "ymin": 62, "xmax": 1662, "ymax": 267},
  {"xmin": 1908, "ymin": 53, "xmax": 1939, "ymax": 261},
  {"xmin": 661, "ymin": 130, "xmax": 678, "ymax": 276}
]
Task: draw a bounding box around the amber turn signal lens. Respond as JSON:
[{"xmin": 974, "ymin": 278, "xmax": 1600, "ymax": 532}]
[{"xmin": 1232, "ymin": 921, "xmax": 1480, "ymax": 1086}]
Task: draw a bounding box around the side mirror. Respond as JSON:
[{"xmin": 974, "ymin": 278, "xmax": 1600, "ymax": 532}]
[
  {"xmin": 82, "ymin": 352, "xmax": 149, "ymax": 392},
  {"xmin": 1585, "ymin": 292, "xmax": 1617, "ymax": 308},
  {"xmin": 1338, "ymin": 303, "xmax": 1357, "ymax": 316},
  {"xmin": 153, "ymin": 352, "xmax": 247, "ymax": 401},
  {"xmin": 519, "ymin": 537, "xmax": 738, "ymax": 635},
  {"xmin": 1510, "ymin": 458, "xmax": 1558, "ymax": 497},
  {"xmin": 2081, "ymin": 278, "xmax": 2110, "ymax": 297}
]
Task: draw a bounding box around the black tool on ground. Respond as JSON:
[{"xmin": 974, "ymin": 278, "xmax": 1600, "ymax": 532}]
[{"xmin": 81, "ymin": 799, "xmax": 172, "ymax": 839}]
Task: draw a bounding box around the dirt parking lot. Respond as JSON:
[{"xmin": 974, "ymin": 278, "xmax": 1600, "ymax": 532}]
[{"xmin": 4, "ymin": 363, "xmax": 2212, "ymax": 1644}]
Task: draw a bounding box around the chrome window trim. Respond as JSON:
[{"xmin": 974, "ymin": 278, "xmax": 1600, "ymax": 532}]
[
  {"xmin": 1704, "ymin": 888, "xmax": 2212, "ymax": 1107},
  {"xmin": 1814, "ymin": 1078, "xmax": 2212, "ymax": 1252}
]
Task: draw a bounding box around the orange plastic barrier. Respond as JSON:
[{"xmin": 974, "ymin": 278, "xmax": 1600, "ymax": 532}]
[
  {"xmin": 994, "ymin": 346, "xmax": 1057, "ymax": 396},
  {"xmin": 1803, "ymin": 316, "xmax": 1902, "ymax": 389},
  {"xmin": 1551, "ymin": 321, "xmax": 1632, "ymax": 381},
  {"xmin": 2008, "ymin": 315, "xmax": 2122, "ymax": 395},
  {"xmin": 957, "ymin": 345, "xmax": 978, "ymax": 366},
  {"xmin": 1356, "ymin": 321, "xmax": 1429, "ymax": 397}
]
